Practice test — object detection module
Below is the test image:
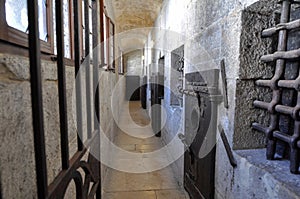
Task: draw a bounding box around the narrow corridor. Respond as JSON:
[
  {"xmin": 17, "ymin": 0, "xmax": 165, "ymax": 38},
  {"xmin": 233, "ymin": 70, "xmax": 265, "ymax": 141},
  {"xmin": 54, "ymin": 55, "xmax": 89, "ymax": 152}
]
[{"xmin": 103, "ymin": 102, "xmax": 188, "ymax": 199}]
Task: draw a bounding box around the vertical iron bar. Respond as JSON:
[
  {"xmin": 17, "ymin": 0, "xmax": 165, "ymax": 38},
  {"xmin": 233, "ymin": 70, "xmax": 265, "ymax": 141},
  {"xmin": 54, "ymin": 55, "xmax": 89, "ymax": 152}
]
[
  {"xmin": 266, "ymin": 0, "xmax": 290, "ymax": 160},
  {"xmin": 92, "ymin": 0, "xmax": 101, "ymax": 197},
  {"xmin": 100, "ymin": 0, "xmax": 105, "ymax": 67},
  {"xmin": 291, "ymin": 119, "xmax": 300, "ymax": 173},
  {"xmin": 27, "ymin": 0, "xmax": 48, "ymax": 198},
  {"xmin": 73, "ymin": 0, "xmax": 84, "ymax": 151},
  {"xmin": 56, "ymin": 0, "xmax": 70, "ymax": 169},
  {"xmin": 92, "ymin": 0, "xmax": 100, "ymax": 131},
  {"xmin": 276, "ymin": 6, "xmax": 299, "ymax": 159},
  {"xmin": 85, "ymin": 0, "xmax": 92, "ymax": 138}
]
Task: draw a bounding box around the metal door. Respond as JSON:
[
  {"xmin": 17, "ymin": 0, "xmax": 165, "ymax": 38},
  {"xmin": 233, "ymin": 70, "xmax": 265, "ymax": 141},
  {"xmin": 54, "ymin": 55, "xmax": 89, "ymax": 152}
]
[
  {"xmin": 151, "ymin": 75, "xmax": 162, "ymax": 137},
  {"xmin": 182, "ymin": 70, "xmax": 220, "ymax": 199}
]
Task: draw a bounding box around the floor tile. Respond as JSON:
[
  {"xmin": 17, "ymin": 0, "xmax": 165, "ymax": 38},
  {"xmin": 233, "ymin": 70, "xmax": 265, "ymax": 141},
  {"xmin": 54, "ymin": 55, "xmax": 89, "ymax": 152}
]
[
  {"xmin": 156, "ymin": 189, "xmax": 187, "ymax": 199},
  {"xmin": 103, "ymin": 191, "xmax": 156, "ymax": 199},
  {"xmin": 103, "ymin": 101, "xmax": 186, "ymax": 198}
]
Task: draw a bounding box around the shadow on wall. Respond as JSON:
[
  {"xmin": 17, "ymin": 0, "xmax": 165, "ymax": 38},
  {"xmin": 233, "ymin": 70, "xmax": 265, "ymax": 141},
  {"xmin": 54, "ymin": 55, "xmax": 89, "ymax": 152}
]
[{"xmin": 125, "ymin": 75, "xmax": 141, "ymax": 101}]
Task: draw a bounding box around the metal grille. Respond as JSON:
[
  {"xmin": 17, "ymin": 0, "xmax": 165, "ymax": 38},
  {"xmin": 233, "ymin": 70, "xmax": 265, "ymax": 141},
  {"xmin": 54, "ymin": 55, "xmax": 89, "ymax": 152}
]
[
  {"xmin": 253, "ymin": 0, "xmax": 300, "ymax": 174},
  {"xmin": 27, "ymin": 0, "xmax": 102, "ymax": 198}
]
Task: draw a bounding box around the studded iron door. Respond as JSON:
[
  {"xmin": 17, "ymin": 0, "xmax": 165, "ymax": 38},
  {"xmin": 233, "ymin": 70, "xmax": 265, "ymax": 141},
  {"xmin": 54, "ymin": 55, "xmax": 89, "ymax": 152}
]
[{"xmin": 182, "ymin": 70, "xmax": 220, "ymax": 199}]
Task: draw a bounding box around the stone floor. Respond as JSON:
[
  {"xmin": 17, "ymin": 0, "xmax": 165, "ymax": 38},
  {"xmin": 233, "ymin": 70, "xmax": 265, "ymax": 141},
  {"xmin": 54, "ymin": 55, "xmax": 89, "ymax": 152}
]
[{"xmin": 103, "ymin": 101, "xmax": 188, "ymax": 199}]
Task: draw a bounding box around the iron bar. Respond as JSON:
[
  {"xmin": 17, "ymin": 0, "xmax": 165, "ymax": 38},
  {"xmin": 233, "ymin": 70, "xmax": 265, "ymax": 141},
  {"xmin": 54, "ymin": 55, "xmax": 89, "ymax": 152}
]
[
  {"xmin": 27, "ymin": 0, "xmax": 48, "ymax": 197},
  {"xmin": 187, "ymin": 82, "xmax": 207, "ymax": 86},
  {"xmin": 85, "ymin": 0, "xmax": 92, "ymax": 138},
  {"xmin": 261, "ymin": 48, "xmax": 300, "ymax": 62},
  {"xmin": 253, "ymin": 0, "xmax": 300, "ymax": 173},
  {"xmin": 100, "ymin": 0, "xmax": 105, "ymax": 67},
  {"xmin": 221, "ymin": 60, "xmax": 229, "ymax": 108},
  {"xmin": 92, "ymin": 0, "xmax": 102, "ymax": 197},
  {"xmin": 278, "ymin": 78, "xmax": 300, "ymax": 90},
  {"xmin": 73, "ymin": 0, "xmax": 84, "ymax": 151},
  {"xmin": 252, "ymin": 123, "xmax": 270, "ymax": 134},
  {"xmin": 27, "ymin": 0, "xmax": 48, "ymax": 199},
  {"xmin": 275, "ymin": 105, "xmax": 300, "ymax": 119},
  {"xmin": 254, "ymin": 90, "xmax": 281, "ymax": 113},
  {"xmin": 218, "ymin": 125, "xmax": 237, "ymax": 168},
  {"xmin": 262, "ymin": 19, "xmax": 300, "ymax": 37},
  {"xmin": 275, "ymin": 6, "xmax": 300, "ymax": 160},
  {"xmin": 253, "ymin": 0, "xmax": 291, "ymax": 161},
  {"xmin": 92, "ymin": 0, "xmax": 100, "ymax": 131},
  {"xmin": 48, "ymin": 130, "xmax": 98, "ymax": 198},
  {"xmin": 273, "ymin": 131, "xmax": 293, "ymax": 143},
  {"xmin": 56, "ymin": 0, "xmax": 70, "ymax": 169},
  {"xmin": 289, "ymin": 92, "xmax": 300, "ymax": 172}
]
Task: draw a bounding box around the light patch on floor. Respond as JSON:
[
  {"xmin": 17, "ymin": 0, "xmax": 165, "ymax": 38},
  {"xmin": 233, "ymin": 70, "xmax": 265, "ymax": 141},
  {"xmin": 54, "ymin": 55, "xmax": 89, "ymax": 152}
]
[{"xmin": 103, "ymin": 101, "xmax": 189, "ymax": 199}]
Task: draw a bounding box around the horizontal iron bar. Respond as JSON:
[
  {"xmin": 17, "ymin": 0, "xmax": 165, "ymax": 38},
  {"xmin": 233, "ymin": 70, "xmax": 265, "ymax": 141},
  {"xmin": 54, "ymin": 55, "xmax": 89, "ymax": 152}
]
[
  {"xmin": 261, "ymin": 48, "xmax": 300, "ymax": 62},
  {"xmin": 262, "ymin": 19, "xmax": 300, "ymax": 37},
  {"xmin": 193, "ymin": 86, "xmax": 209, "ymax": 93},
  {"xmin": 253, "ymin": 100, "xmax": 279, "ymax": 113},
  {"xmin": 275, "ymin": 104, "xmax": 300, "ymax": 119},
  {"xmin": 273, "ymin": 131, "xmax": 293, "ymax": 144},
  {"xmin": 255, "ymin": 79, "xmax": 273, "ymax": 88},
  {"xmin": 278, "ymin": 78, "xmax": 300, "ymax": 90},
  {"xmin": 187, "ymin": 82, "xmax": 207, "ymax": 86},
  {"xmin": 254, "ymin": 100, "xmax": 270, "ymax": 110},
  {"xmin": 252, "ymin": 123, "xmax": 270, "ymax": 134},
  {"xmin": 254, "ymin": 101, "xmax": 300, "ymax": 119}
]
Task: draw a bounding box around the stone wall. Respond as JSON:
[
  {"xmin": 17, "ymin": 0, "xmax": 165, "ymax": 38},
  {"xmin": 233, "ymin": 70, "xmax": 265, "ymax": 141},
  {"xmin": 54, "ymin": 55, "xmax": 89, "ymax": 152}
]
[
  {"xmin": 0, "ymin": 53, "xmax": 124, "ymax": 198},
  {"xmin": 124, "ymin": 50, "xmax": 143, "ymax": 76},
  {"xmin": 145, "ymin": 0, "xmax": 300, "ymax": 198}
]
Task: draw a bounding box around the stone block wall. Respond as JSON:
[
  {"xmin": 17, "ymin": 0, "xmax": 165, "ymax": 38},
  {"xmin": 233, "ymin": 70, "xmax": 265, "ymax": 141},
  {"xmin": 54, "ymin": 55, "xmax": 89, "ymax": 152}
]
[{"xmin": 0, "ymin": 53, "xmax": 124, "ymax": 198}]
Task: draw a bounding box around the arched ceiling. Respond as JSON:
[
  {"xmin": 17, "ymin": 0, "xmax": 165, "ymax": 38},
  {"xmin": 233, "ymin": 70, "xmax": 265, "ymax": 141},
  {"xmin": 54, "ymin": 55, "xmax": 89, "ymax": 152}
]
[
  {"xmin": 111, "ymin": 0, "xmax": 164, "ymax": 33},
  {"xmin": 109, "ymin": 0, "xmax": 163, "ymax": 51}
]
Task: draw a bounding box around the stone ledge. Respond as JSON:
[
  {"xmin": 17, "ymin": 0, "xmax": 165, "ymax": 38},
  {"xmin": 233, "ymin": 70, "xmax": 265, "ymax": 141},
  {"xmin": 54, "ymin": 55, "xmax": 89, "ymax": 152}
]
[{"xmin": 236, "ymin": 149, "xmax": 300, "ymax": 198}]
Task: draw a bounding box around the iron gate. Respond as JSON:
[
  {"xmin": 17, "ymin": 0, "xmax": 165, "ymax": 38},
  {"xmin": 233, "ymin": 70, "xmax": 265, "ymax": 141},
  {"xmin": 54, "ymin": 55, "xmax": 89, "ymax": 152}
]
[
  {"xmin": 28, "ymin": 0, "xmax": 102, "ymax": 198},
  {"xmin": 253, "ymin": 0, "xmax": 300, "ymax": 174}
]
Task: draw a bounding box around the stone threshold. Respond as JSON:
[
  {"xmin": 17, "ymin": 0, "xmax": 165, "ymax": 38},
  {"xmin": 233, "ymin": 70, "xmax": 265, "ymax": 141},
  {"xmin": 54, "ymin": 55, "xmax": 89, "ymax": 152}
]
[{"xmin": 236, "ymin": 149, "xmax": 300, "ymax": 197}]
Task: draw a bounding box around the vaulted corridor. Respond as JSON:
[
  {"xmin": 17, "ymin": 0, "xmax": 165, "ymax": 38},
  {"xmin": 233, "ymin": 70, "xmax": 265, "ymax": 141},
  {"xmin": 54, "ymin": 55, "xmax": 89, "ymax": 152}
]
[{"xmin": 1, "ymin": 0, "xmax": 300, "ymax": 198}]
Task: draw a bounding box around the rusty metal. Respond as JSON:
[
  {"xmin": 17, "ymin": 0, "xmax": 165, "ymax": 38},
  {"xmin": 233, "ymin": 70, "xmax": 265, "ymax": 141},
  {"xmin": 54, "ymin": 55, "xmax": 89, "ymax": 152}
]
[{"xmin": 253, "ymin": 0, "xmax": 300, "ymax": 174}]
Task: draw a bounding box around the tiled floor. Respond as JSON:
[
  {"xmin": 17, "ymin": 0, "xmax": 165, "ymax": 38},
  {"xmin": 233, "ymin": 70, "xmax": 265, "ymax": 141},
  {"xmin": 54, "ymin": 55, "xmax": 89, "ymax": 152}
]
[{"xmin": 103, "ymin": 101, "xmax": 188, "ymax": 199}]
